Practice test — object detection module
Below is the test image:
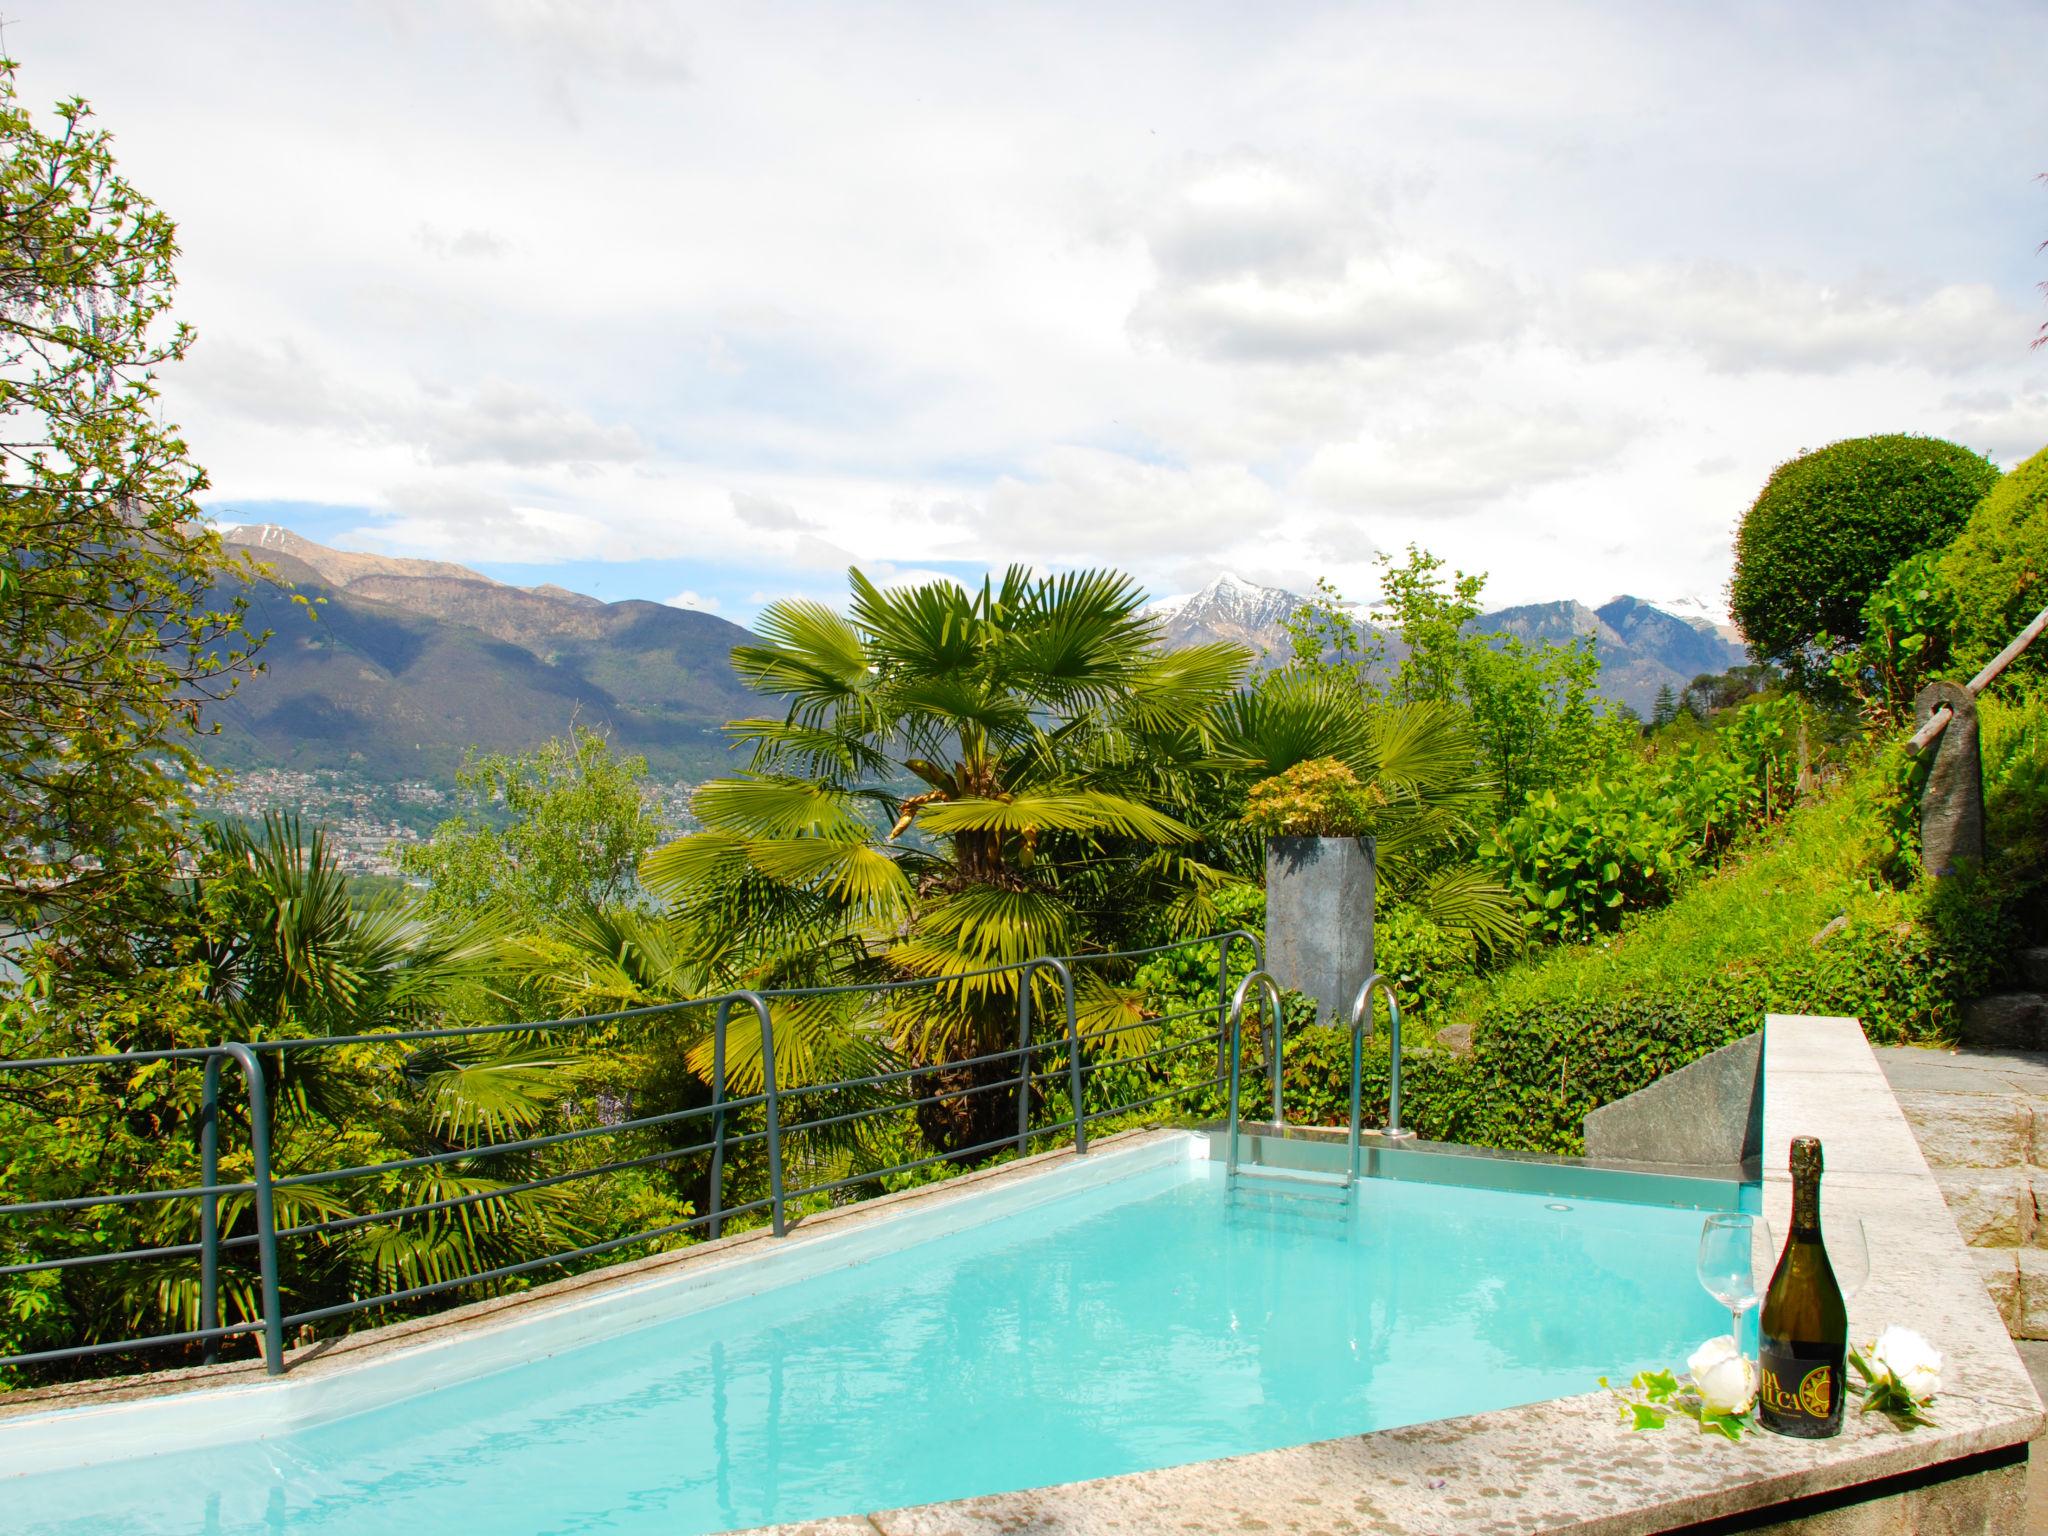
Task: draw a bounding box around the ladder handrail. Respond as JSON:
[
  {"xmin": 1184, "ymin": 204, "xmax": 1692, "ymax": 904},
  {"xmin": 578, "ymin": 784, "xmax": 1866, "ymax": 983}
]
[
  {"xmin": 1223, "ymin": 970, "xmax": 1286, "ymax": 1181},
  {"xmin": 1347, "ymin": 972, "xmax": 1417, "ymax": 1182},
  {"xmin": 1225, "ymin": 970, "xmax": 1413, "ymax": 1191}
]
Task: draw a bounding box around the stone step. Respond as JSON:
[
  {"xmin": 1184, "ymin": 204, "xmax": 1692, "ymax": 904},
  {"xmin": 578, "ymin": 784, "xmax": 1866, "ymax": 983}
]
[
  {"xmin": 1935, "ymin": 1167, "xmax": 2044, "ymax": 1247},
  {"xmin": 1978, "ymin": 1249, "xmax": 2048, "ymax": 1340},
  {"xmin": 1892, "ymin": 1088, "xmax": 2038, "ymax": 1167},
  {"xmin": 1962, "ymin": 993, "xmax": 2048, "ymax": 1050}
]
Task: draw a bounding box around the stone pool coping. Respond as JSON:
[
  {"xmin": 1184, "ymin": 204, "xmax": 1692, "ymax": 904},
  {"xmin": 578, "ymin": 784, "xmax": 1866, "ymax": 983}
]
[{"xmin": 737, "ymin": 1015, "xmax": 2046, "ymax": 1536}]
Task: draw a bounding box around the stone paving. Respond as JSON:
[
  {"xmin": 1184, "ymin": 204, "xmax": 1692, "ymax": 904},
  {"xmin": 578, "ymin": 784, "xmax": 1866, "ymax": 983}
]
[
  {"xmin": 1880, "ymin": 1045, "xmax": 2048, "ymax": 1533},
  {"xmin": 1877, "ymin": 1044, "xmax": 2048, "ymax": 1341}
]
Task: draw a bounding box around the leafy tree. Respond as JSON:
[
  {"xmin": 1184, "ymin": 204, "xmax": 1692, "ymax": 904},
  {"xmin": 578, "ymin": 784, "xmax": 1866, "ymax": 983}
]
[
  {"xmin": 0, "ymin": 58, "xmax": 262, "ymax": 942},
  {"xmin": 1375, "ymin": 546, "xmax": 1485, "ymax": 706},
  {"xmin": 1729, "ymin": 435, "xmax": 1999, "ymax": 691},
  {"xmin": 640, "ymin": 568, "xmax": 1250, "ymax": 1150},
  {"xmin": 1823, "ymin": 551, "xmax": 1959, "ymax": 727},
  {"xmin": 1371, "ymin": 547, "xmax": 1632, "ymax": 799},
  {"xmin": 0, "ymin": 816, "xmax": 613, "ymax": 1381},
  {"xmin": 1279, "ymin": 577, "xmax": 1383, "ymax": 692},
  {"xmin": 1681, "ymin": 663, "xmax": 1779, "ymax": 720},
  {"xmin": 400, "ymin": 728, "xmax": 666, "ymax": 926}
]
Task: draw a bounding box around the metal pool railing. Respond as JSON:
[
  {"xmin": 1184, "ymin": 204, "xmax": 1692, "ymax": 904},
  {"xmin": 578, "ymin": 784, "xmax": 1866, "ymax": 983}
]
[{"xmin": 0, "ymin": 931, "xmax": 1265, "ymax": 1381}]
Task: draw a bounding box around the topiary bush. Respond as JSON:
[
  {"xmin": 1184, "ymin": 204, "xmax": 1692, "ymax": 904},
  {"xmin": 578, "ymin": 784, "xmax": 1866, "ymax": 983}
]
[
  {"xmin": 1730, "ymin": 435, "xmax": 2000, "ymax": 689},
  {"xmin": 1942, "ymin": 444, "xmax": 2048, "ymax": 674}
]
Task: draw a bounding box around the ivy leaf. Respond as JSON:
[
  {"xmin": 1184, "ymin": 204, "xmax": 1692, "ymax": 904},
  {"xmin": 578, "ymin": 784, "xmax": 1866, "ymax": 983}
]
[
  {"xmin": 1633, "ymin": 1368, "xmax": 1681, "ymax": 1401},
  {"xmin": 1699, "ymin": 1412, "xmax": 1746, "ymax": 1442},
  {"xmin": 1629, "ymin": 1403, "xmax": 1669, "ymax": 1431}
]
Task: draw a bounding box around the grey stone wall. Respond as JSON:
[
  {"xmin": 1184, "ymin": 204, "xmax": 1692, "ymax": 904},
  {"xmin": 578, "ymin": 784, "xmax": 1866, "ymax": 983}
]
[
  {"xmin": 1581, "ymin": 1032, "xmax": 1764, "ymax": 1169},
  {"xmin": 1263, "ymin": 836, "xmax": 1374, "ymax": 1025}
]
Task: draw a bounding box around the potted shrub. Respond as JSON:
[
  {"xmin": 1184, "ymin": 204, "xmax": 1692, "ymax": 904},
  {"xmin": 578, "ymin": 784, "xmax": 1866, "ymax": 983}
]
[{"xmin": 1241, "ymin": 757, "xmax": 1381, "ymax": 1023}]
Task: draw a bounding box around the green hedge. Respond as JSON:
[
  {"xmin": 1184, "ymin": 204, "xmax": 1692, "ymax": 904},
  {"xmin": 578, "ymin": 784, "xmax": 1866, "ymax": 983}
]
[{"xmin": 1944, "ymin": 444, "xmax": 2048, "ymax": 674}]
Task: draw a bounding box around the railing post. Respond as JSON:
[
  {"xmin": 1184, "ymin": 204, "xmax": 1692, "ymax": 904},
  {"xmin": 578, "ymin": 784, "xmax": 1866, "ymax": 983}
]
[
  {"xmin": 1053, "ymin": 961, "xmax": 1085, "ymax": 1154},
  {"xmin": 739, "ymin": 994, "xmax": 786, "ymax": 1236},
  {"xmin": 1269, "ymin": 998, "xmax": 1285, "ymax": 1126},
  {"xmin": 198, "ymin": 1052, "xmax": 223, "ymax": 1365},
  {"xmin": 1213, "ymin": 933, "xmax": 1229, "ymax": 1078},
  {"xmin": 708, "ymin": 999, "xmax": 730, "ymax": 1240},
  {"xmin": 218, "ymin": 1043, "xmax": 284, "ymax": 1375},
  {"xmin": 1020, "ymin": 959, "xmax": 1083, "ymax": 1154},
  {"xmin": 1914, "ymin": 680, "xmax": 1985, "ymax": 879},
  {"xmin": 1015, "ymin": 975, "xmax": 1034, "ymax": 1156}
]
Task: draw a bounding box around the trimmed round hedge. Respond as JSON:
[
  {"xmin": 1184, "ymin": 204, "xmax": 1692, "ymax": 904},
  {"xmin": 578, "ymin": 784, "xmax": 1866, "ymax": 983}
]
[
  {"xmin": 1942, "ymin": 444, "xmax": 2048, "ymax": 672},
  {"xmin": 1730, "ymin": 435, "xmax": 1999, "ymax": 684}
]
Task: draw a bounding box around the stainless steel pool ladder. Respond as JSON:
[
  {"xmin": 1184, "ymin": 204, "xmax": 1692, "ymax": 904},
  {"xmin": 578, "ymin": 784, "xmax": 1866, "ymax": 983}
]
[{"xmin": 1222, "ymin": 970, "xmax": 1415, "ymax": 1198}]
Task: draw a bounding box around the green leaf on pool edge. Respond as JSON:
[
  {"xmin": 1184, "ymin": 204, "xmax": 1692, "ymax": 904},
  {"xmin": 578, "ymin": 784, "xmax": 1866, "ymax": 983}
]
[
  {"xmin": 1628, "ymin": 1403, "xmax": 1669, "ymax": 1431},
  {"xmin": 1633, "ymin": 1368, "xmax": 1681, "ymax": 1401},
  {"xmin": 1699, "ymin": 1412, "xmax": 1747, "ymax": 1442}
]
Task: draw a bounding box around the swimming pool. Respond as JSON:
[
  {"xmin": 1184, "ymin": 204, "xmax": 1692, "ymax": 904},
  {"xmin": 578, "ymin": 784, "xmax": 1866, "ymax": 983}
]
[{"xmin": 2, "ymin": 1134, "xmax": 1735, "ymax": 1535}]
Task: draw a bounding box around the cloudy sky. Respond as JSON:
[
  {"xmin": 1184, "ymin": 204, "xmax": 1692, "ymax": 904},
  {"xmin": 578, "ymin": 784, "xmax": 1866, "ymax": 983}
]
[{"xmin": 18, "ymin": 1, "xmax": 2048, "ymax": 624}]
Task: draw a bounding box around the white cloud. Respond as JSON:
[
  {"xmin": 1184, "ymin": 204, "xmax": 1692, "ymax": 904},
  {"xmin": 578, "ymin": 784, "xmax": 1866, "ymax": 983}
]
[
  {"xmin": 967, "ymin": 449, "xmax": 1284, "ymax": 563},
  {"xmin": 1569, "ymin": 265, "xmax": 2030, "ymax": 375},
  {"xmin": 1301, "ymin": 405, "xmax": 1643, "ymax": 512},
  {"xmin": 1133, "ymin": 249, "xmax": 1517, "ymax": 364},
  {"xmin": 455, "ymin": 0, "xmax": 691, "ymax": 84},
  {"xmin": 1942, "ymin": 389, "xmax": 2048, "ymax": 466},
  {"xmin": 366, "ymin": 483, "xmax": 617, "ymax": 563},
  {"xmin": 415, "ymin": 223, "xmax": 511, "ymax": 260},
  {"xmin": 730, "ymin": 492, "xmax": 813, "ymax": 532},
  {"xmin": 415, "ymin": 380, "xmax": 644, "ymax": 469},
  {"xmin": 184, "ymin": 341, "xmax": 644, "ymax": 470},
  {"xmin": 24, "ymin": 0, "xmax": 2047, "ymax": 627}
]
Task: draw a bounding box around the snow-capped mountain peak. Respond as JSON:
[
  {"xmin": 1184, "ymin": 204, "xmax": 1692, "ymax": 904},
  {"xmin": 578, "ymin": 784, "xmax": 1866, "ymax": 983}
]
[{"xmin": 1145, "ymin": 573, "xmax": 1308, "ymax": 647}]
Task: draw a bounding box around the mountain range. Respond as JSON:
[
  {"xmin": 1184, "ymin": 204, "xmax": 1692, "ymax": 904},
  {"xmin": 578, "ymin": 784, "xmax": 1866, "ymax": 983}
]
[
  {"xmin": 210, "ymin": 525, "xmax": 757, "ymax": 780},
  {"xmin": 1145, "ymin": 574, "xmax": 1747, "ymax": 715},
  {"xmin": 206, "ymin": 529, "xmax": 1746, "ymax": 786}
]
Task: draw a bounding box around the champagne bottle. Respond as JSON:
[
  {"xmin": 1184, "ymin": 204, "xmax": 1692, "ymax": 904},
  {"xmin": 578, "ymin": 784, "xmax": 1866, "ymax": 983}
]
[{"xmin": 1757, "ymin": 1136, "xmax": 1848, "ymax": 1437}]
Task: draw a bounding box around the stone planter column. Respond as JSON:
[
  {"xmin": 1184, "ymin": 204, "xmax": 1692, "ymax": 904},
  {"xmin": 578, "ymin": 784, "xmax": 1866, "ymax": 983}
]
[{"xmin": 1264, "ymin": 835, "xmax": 1375, "ymax": 1024}]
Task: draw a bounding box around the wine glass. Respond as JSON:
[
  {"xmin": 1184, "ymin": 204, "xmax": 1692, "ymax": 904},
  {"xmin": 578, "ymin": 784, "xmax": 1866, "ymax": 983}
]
[
  {"xmin": 1826, "ymin": 1215, "xmax": 1870, "ymax": 1301},
  {"xmin": 1698, "ymin": 1212, "xmax": 1774, "ymax": 1346}
]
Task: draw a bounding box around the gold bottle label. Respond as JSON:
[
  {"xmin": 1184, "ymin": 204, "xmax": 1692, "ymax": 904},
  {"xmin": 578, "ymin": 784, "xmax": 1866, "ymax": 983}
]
[{"xmin": 1760, "ymin": 1362, "xmax": 1832, "ymax": 1419}]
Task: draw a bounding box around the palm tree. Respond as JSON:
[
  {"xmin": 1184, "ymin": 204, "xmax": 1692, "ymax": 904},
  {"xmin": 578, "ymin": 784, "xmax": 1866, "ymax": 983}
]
[
  {"xmin": 1211, "ymin": 669, "xmax": 1524, "ymax": 949},
  {"xmin": 641, "ymin": 567, "xmax": 1250, "ymax": 1151}
]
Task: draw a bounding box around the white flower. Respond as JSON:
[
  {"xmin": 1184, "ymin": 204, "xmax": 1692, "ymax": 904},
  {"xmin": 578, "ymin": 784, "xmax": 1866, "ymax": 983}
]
[
  {"xmin": 1688, "ymin": 1335, "xmax": 1758, "ymax": 1416},
  {"xmin": 1867, "ymin": 1326, "xmax": 1942, "ymax": 1402}
]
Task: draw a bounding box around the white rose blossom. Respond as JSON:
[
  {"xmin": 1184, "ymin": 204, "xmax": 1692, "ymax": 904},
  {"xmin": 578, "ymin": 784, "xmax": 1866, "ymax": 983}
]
[
  {"xmin": 1687, "ymin": 1335, "xmax": 1758, "ymax": 1416},
  {"xmin": 1866, "ymin": 1326, "xmax": 1942, "ymax": 1402}
]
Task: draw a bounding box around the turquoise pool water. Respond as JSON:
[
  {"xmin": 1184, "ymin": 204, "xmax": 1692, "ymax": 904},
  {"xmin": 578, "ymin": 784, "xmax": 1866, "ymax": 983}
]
[{"xmin": 8, "ymin": 1155, "xmax": 1728, "ymax": 1535}]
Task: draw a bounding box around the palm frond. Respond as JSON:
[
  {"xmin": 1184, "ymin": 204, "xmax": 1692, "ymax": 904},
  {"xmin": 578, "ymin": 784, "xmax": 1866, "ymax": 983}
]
[
  {"xmin": 914, "ymin": 790, "xmax": 1195, "ymax": 842},
  {"xmin": 688, "ymin": 777, "xmax": 877, "ymax": 839},
  {"xmin": 1402, "ymin": 863, "xmax": 1526, "ymax": 950}
]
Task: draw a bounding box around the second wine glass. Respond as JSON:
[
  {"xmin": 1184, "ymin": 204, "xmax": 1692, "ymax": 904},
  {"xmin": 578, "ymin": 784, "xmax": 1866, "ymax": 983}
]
[{"xmin": 1698, "ymin": 1212, "xmax": 1774, "ymax": 1345}]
